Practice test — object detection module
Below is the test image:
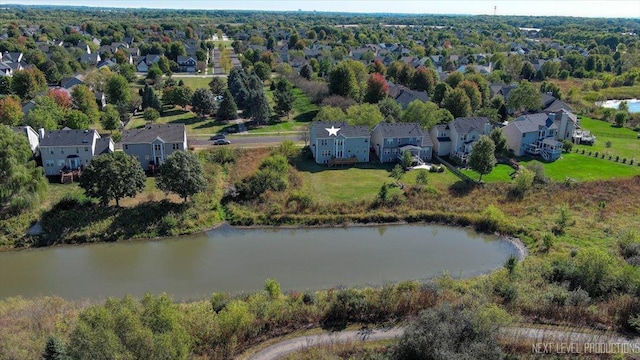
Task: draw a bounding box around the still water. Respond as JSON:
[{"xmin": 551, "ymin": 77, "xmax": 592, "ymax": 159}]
[{"xmin": 0, "ymin": 224, "xmax": 520, "ymax": 300}]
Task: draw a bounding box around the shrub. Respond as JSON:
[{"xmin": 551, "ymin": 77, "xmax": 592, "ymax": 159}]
[
  {"xmin": 526, "ymin": 161, "xmax": 547, "ymax": 184},
  {"xmin": 512, "ymin": 167, "xmax": 534, "ymax": 197},
  {"xmin": 615, "ymin": 156, "xmax": 620, "ymax": 162},
  {"xmin": 567, "ymin": 288, "xmax": 591, "ymax": 306},
  {"xmin": 415, "ymin": 170, "xmax": 428, "ymax": 185},
  {"xmin": 393, "ymin": 303, "xmax": 503, "ymax": 360},
  {"xmin": 623, "ymin": 158, "xmax": 627, "ymax": 164},
  {"xmin": 143, "ymin": 107, "xmax": 160, "ymax": 121}
]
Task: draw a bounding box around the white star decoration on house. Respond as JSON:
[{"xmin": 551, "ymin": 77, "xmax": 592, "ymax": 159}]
[{"xmin": 325, "ymin": 126, "xmax": 340, "ymax": 136}]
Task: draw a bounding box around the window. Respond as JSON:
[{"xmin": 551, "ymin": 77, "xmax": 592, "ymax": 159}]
[
  {"xmin": 60, "ymin": 149, "xmax": 64, "ymax": 154},
  {"xmin": 364, "ymin": 139, "xmax": 368, "ymax": 143},
  {"xmin": 461, "ymin": 134, "xmax": 467, "ymax": 141},
  {"xmin": 336, "ymin": 139, "xmax": 343, "ymax": 146},
  {"xmin": 384, "ymin": 149, "xmax": 391, "ymax": 155},
  {"xmin": 386, "ymin": 138, "xmax": 393, "ymax": 145},
  {"xmin": 85, "ymin": 147, "xmax": 89, "ymax": 152},
  {"xmin": 320, "ymin": 139, "xmax": 328, "ymax": 146},
  {"xmin": 76, "ymin": 148, "xmax": 79, "ymax": 153},
  {"xmin": 50, "ymin": 150, "xmax": 54, "ymax": 155},
  {"xmin": 45, "ymin": 160, "xmax": 54, "ymax": 167},
  {"xmin": 522, "ymin": 133, "xmax": 526, "ymax": 138},
  {"xmin": 57, "ymin": 160, "xmax": 65, "ymax": 167},
  {"xmin": 154, "ymin": 144, "xmax": 162, "ymax": 151},
  {"xmin": 172, "ymin": 144, "xmax": 180, "ymax": 150},
  {"xmin": 124, "ymin": 145, "xmax": 128, "ymax": 150},
  {"xmin": 145, "ymin": 155, "xmax": 150, "ymax": 160}
]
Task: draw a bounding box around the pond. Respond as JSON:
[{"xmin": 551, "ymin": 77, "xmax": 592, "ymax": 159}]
[
  {"xmin": 598, "ymin": 99, "xmax": 640, "ymax": 113},
  {"xmin": 0, "ymin": 224, "xmax": 522, "ymax": 300}
]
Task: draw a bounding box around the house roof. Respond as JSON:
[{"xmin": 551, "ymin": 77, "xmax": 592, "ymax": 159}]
[
  {"xmin": 508, "ymin": 113, "xmax": 555, "ymax": 133},
  {"xmin": 374, "ymin": 122, "xmax": 425, "ymax": 138},
  {"xmin": 121, "ymin": 124, "xmax": 186, "ymax": 144},
  {"xmin": 311, "ymin": 121, "xmax": 370, "ymax": 138},
  {"xmin": 40, "ymin": 129, "xmax": 99, "ymax": 147},
  {"xmin": 451, "ymin": 117, "xmax": 489, "ymax": 135},
  {"xmin": 95, "ymin": 137, "xmax": 113, "ymax": 154},
  {"xmin": 544, "ymin": 98, "xmax": 573, "ymax": 113}
]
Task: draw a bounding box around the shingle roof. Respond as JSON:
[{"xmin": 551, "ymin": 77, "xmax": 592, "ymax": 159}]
[
  {"xmin": 121, "ymin": 124, "xmax": 186, "ymax": 144},
  {"xmin": 451, "ymin": 117, "xmax": 489, "ymax": 135},
  {"xmin": 311, "ymin": 121, "xmax": 370, "ymax": 138},
  {"xmin": 95, "ymin": 137, "xmax": 113, "ymax": 154},
  {"xmin": 40, "ymin": 129, "xmax": 98, "ymax": 147},
  {"xmin": 374, "ymin": 122, "xmax": 425, "ymax": 138},
  {"xmin": 544, "ymin": 99, "xmax": 573, "ymax": 113},
  {"xmin": 508, "ymin": 113, "xmax": 553, "ymax": 133}
]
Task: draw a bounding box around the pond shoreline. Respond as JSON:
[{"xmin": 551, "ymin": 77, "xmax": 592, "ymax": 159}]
[{"xmin": 12, "ymin": 220, "xmax": 528, "ymax": 263}]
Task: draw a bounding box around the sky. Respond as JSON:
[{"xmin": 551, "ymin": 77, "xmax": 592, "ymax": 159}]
[{"xmin": 5, "ymin": 0, "xmax": 640, "ymax": 18}]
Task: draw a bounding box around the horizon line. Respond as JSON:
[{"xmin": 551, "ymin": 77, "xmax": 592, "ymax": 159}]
[{"xmin": 3, "ymin": 3, "xmax": 639, "ymax": 19}]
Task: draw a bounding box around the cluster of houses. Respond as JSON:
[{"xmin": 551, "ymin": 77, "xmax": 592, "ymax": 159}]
[
  {"xmin": 11, "ymin": 124, "xmax": 187, "ymax": 181},
  {"xmin": 310, "ymin": 108, "xmax": 579, "ymax": 166}
]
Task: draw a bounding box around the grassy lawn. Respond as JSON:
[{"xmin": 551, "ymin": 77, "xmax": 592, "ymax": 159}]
[
  {"xmin": 296, "ymin": 159, "xmax": 457, "ymax": 203},
  {"xmin": 248, "ymin": 86, "xmax": 318, "ymax": 134},
  {"xmin": 125, "ymin": 107, "xmax": 233, "ymax": 135},
  {"xmin": 171, "ymin": 75, "xmax": 218, "ymax": 90},
  {"xmin": 461, "ymin": 164, "xmax": 517, "ymax": 183},
  {"xmin": 521, "ymin": 153, "xmax": 640, "ymax": 181},
  {"xmin": 574, "ymin": 116, "xmax": 640, "ymax": 160}
]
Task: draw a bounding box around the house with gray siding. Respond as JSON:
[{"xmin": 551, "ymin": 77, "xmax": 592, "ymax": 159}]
[
  {"xmin": 371, "ymin": 122, "xmax": 432, "ymax": 163},
  {"xmin": 443, "ymin": 117, "xmax": 491, "ymax": 162},
  {"xmin": 501, "ymin": 112, "xmax": 572, "ymax": 161},
  {"xmin": 40, "ymin": 129, "xmax": 114, "ymax": 176},
  {"xmin": 309, "ymin": 121, "xmax": 370, "ymax": 165},
  {"xmin": 11, "ymin": 125, "xmax": 40, "ymax": 155},
  {"xmin": 121, "ymin": 124, "xmax": 187, "ymax": 170}
]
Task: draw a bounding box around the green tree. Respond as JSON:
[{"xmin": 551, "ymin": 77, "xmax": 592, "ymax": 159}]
[
  {"xmin": 0, "ymin": 96, "xmax": 24, "ymax": 125},
  {"xmin": 457, "ymin": 80, "xmax": 483, "ymax": 111},
  {"xmin": 26, "ymin": 96, "xmax": 64, "ymax": 130},
  {"xmin": 157, "ymin": 151, "xmax": 207, "ymax": 202},
  {"xmin": 79, "ymin": 152, "xmax": 146, "ymax": 206},
  {"xmin": 143, "ymin": 108, "xmax": 160, "ymax": 121},
  {"xmin": 42, "ymin": 336, "xmax": 70, "ymax": 360},
  {"xmin": 247, "ymin": 88, "xmax": 271, "ymax": 124},
  {"xmin": 615, "ymin": 111, "xmax": 628, "ymax": 127},
  {"xmin": 313, "ymin": 106, "xmax": 345, "ymax": 122},
  {"xmin": 513, "ymin": 167, "xmax": 535, "ymax": 197},
  {"xmin": 0, "ymin": 76, "xmax": 12, "ymax": 95},
  {"xmin": 504, "ymin": 54, "xmax": 523, "ymax": 82},
  {"xmin": 444, "ymin": 71, "xmax": 464, "ymax": 88},
  {"xmin": 71, "ymin": 85, "xmax": 100, "ymax": 124},
  {"xmin": 253, "ymin": 61, "xmax": 271, "ymax": 81},
  {"xmin": 520, "ymin": 61, "xmax": 536, "ymax": 81},
  {"xmin": 191, "ymin": 88, "xmax": 217, "ymax": 118},
  {"xmin": 432, "ymin": 82, "xmax": 452, "ymax": 105},
  {"xmin": 390, "ymin": 164, "xmax": 404, "ymax": 180},
  {"xmin": 208, "ymin": 77, "xmax": 226, "ymax": 95},
  {"xmin": 264, "ymin": 279, "xmax": 282, "ymax": 299},
  {"xmin": 393, "ymin": 303, "xmax": 503, "ymax": 360},
  {"xmin": 443, "ymin": 87, "xmax": 472, "ymax": 118},
  {"xmin": 170, "ymin": 86, "xmax": 194, "ymax": 108},
  {"xmin": 363, "ymin": 72, "xmax": 389, "ymax": 104},
  {"xmin": 217, "ymin": 89, "xmax": 238, "ymax": 121},
  {"xmin": 401, "ymin": 151, "xmax": 413, "ymax": 169},
  {"xmin": 468, "ymin": 135, "xmax": 496, "ymax": 182},
  {"xmin": 300, "ymin": 64, "xmax": 313, "ymax": 80},
  {"xmin": 411, "ymin": 66, "xmax": 436, "ymax": 94},
  {"xmin": 345, "ymin": 103, "xmax": 383, "ymax": 128},
  {"xmin": 119, "ymin": 64, "xmax": 137, "ymax": 82},
  {"xmin": 328, "ymin": 62, "xmax": 359, "ymax": 100},
  {"xmin": 489, "ymin": 128, "xmax": 507, "ymax": 156},
  {"xmin": 63, "ymin": 110, "xmax": 90, "ymax": 130},
  {"xmin": 401, "ymin": 100, "xmax": 440, "ymax": 129},
  {"xmin": 105, "ymin": 74, "xmax": 131, "ymax": 106},
  {"xmin": 100, "ymin": 104, "xmax": 120, "ymax": 132},
  {"xmin": 11, "ymin": 68, "xmax": 47, "ymax": 100},
  {"xmin": 508, "ymin": 80, "xmax": 542, "ymax": 113},
  {"xmin": 273, "ymin": 78, "xmax": 294, "ymax": 118},
  {"xmin": 416, "ymin": 170, "xmax": 428, "ymax": 185},
  {"xmin": 0, "ymin": 126, "xmax": 48, "ymax": 212},
  {"xmin": 378, "ymin": 97, "xmax": 403, "ymax": 123}
]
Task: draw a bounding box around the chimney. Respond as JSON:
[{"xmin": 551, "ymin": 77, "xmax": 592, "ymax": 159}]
[
  {"xmin": 548, "ymin": 113, "xmax": 556, "ymax": 122},
  {"xmin": 38, "ymin": 128, "xmax": 45, "ymax": 139}
]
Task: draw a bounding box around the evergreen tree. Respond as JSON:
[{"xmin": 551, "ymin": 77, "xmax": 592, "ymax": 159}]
[
  {"xmin": 100, "ymin": 104, "xmax": 120, "ymax": 132},
  {"xmin": 216, "ymin": 89, "xmax": 238, "ymax": 121},
  {"xmin": 190, "ymin": 88, "xmax": 217, "ymax": 118},
  {"xmin": 42, "ymin": 336, "xmax": 70, "ymax": 360},
  {"xmin": 443, "ymin": 88, "xmax": 472, "ymax": 118},
  {"xmin": 273, "ymin": 78, "xmax": 294, "ymax": 118},
  {"xmin": 328, "ymin": 62, "xmax": 359, "ymax": 100},
  {"xmin": 247, "ymin": 88, "xmax": 271, "ymax": 124}
]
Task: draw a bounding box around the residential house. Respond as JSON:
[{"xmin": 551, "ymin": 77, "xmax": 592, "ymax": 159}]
[
  {"xmin": 136, "ymin": 55, "xmax": 161, "ymax": 72},
  {"xmin": 387, "ymin": 81, "xmax": 430, "ymax": 108},
  {"xmin": 0, "ymin": 62, "xmax": 12, "ymax": 76},
  {"xmin": 121, "ymin": 124, "xmax": 187, "ymax": 170},
  {"xmin": 11, "ymin": 125, "xmax": 40, "ymax": 155},
  {"xmin": 431, "ymin": 117, "xmax": 491, "ymax": 162},
  {"xmin": 501, "ymin": 112, "xmax": 566, "ymax": 161},
  {"xmin": 177, "ymin": 56, "xmax": 197, "ymax": 73},
  {"xmin": 60, "ymin": 75, "xmax": 85, "ymax": 90},
  {"xmin": 40, "ymin": 129, "xmax": 114, "ymax": 176},
  {"xmin": 371, "ymin": 122, "xmax": 432, "ymax": 163},
  {"xmin": 309, "ymin": 121, "xmax": 371, "ymax": 165},
  {"xmin": 78, "ymin": 53, "xmax": 101, "ymax": 66}
]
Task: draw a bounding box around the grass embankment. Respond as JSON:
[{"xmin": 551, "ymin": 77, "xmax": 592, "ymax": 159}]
[{"xmin": 171, "ymin": 75, "xmax": 218, "ymax": 90}]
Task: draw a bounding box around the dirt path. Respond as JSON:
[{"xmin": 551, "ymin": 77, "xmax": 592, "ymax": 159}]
[{"xmin": 244, "ymin": 326, "xmax": 639, "ymax": 360}]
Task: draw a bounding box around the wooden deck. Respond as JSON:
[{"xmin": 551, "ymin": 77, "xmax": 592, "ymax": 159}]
[{"xmin": 328, "ymin": 156, "xmax": 358, "ymax": 167}]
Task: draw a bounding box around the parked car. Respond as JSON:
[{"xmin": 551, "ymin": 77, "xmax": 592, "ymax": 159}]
[
  {"xmin": 213, "ymin": 139, "xmax": 231, "ymax": 145},
  {"xmin": 210, "ymin": 134, "xmax": 226, "ymax": 140}
]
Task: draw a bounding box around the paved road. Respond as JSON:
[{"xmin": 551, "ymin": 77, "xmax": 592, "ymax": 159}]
[{"xmin": 244, "ymin": 326, "xmax": 640, "ymax": 360}]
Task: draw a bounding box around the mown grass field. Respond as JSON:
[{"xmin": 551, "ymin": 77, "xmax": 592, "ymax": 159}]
[
  {"xmin": 297, "ymin": 159, "xmax": 458, "ymax": 203},
  {"xmin": 574, "ymin": 116, "xmax": 640, "ymax": 160},
  {"xmin": 126, "ymin": 107, "xmax": 232, "ymax": 136},
  {"xmin": 171, "ymin": 75, "xmax": 218, "ymax": 90}
]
